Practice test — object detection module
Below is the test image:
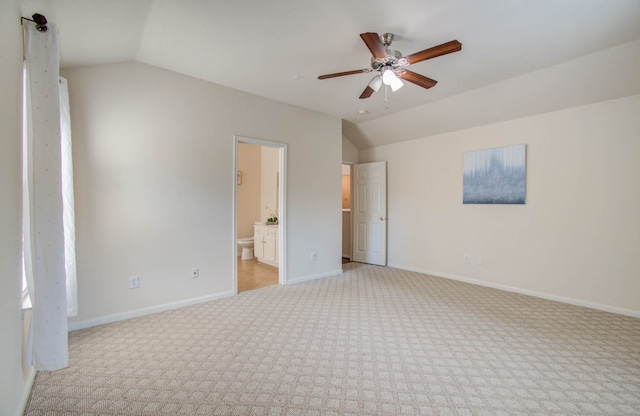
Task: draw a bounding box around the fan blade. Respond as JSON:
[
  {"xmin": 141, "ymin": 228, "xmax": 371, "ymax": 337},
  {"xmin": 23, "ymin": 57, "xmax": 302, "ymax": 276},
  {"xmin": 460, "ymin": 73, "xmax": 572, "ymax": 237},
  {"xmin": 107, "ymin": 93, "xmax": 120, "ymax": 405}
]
[
  {"xmin": 360, "ymin": 32, "xmax": 387, "ymax": 60},
  {"xmin": 404, "ymin": 40, "xmax": 462, "ymax": 64},
  {"xmin": 399, "ymin": 70, "xmax": 438, "ymax": 89},
  {"xmin": 359, "ymin": 86, "xmax": 375, "ymax": 99},
  {"xmin": 318, "ymin": 69, "xmax": 370, "ymax": 80}
]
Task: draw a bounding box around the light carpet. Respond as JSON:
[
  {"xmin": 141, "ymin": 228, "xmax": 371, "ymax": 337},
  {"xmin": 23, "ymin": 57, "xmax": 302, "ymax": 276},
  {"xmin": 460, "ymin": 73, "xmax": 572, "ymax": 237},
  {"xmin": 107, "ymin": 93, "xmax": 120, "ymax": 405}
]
[{"xmin": 24, "ymin": 263, "xmax": 640, "ymax": 415}]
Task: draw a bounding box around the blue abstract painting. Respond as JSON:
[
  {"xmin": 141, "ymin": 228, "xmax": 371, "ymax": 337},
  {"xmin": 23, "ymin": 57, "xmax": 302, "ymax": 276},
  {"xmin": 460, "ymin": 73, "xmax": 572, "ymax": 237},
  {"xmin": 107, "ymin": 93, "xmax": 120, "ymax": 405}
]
[{"xmin": 463, "ymin": 144, "xmax": 526, "ymax": 204}]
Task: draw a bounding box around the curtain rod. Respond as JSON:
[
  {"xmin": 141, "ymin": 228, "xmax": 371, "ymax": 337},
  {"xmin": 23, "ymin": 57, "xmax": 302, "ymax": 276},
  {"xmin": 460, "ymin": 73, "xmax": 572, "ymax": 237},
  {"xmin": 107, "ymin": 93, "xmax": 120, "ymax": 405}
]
[{"xmin": 21, "ymin": 13, "xmax": 48, "ymax": 32}]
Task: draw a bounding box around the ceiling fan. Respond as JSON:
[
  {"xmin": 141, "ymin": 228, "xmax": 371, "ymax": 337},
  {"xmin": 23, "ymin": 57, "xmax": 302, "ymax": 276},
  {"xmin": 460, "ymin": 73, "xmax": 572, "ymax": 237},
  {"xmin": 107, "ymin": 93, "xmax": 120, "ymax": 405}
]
[{"xmin": 318, "ymin": 32, "xmax": 462, "ymax": 99}]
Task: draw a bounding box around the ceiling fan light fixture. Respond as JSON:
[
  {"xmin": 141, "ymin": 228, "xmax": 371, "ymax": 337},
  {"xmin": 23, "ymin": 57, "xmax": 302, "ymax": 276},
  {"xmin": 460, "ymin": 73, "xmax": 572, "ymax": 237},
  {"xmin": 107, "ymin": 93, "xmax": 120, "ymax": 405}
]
[
  {"xmin": 381, "ymin": 67, "xmax": 396, "ymax": 85},
  {"xmin": 382, "ymin": 68, "xmax": 403, "ymax": 91},
  {"xmin": 368, "ymin": 76, "xmax": 382, "ymax": 92},
  {"xmin": 389, "ymin": 76, "xmax": 404, "ymax": 92}
]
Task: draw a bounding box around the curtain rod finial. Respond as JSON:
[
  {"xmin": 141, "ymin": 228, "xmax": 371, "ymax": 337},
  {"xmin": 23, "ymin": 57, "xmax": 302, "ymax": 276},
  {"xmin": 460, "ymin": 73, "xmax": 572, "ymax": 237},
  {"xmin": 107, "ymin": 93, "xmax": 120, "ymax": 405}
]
[
  {"xmin": 32, "ymin": 14, "xmax": 48, "ymax": 32},
  {"xmin": 21, "ymin": 13, "xmax": 48, "ymax": 32}
]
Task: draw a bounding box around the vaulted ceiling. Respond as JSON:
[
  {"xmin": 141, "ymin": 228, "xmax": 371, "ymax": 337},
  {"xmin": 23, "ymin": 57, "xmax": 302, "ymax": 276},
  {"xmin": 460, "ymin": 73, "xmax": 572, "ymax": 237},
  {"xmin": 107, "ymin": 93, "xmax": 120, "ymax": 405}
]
[{"xmin": 23, "ymin": 0, "xmax": 640, "ymax": 148}]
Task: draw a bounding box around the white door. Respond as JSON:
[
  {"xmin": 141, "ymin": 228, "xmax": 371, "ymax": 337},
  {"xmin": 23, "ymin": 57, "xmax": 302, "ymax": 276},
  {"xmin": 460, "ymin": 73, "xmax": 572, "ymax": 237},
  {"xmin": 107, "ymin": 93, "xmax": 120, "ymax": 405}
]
[{"xmin": 352, "ymin": 162, "xmax": 387, "ymax": 265}]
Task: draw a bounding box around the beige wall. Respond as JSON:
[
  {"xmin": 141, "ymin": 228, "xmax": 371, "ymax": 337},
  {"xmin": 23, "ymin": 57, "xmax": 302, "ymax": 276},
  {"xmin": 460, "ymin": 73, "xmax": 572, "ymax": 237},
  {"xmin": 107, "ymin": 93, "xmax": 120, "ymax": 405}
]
[
  {"xmin": 0, "ymin": 0, "xmax": 37, "ymax": 414},
  {"xmin": 237, "ymin": 143, "xmax": 261, "ymax": 239},
  {"xmin": 361, "ymin": 95, "xmax": 640, "ymax": 316},
  {"xmin": 341, "ymin": 175, "xmax": 351, "ymax": 209},
  {"xmin": 238, "ymin": 143, "xmax": 280, "ymax": 239},
  {"xmin": 63, "ymin": 61, "xmax": 342, "ymax": 327},
  {"xmin": 260, "ymin": 147, "xmax": 279, "ymax": 223}
]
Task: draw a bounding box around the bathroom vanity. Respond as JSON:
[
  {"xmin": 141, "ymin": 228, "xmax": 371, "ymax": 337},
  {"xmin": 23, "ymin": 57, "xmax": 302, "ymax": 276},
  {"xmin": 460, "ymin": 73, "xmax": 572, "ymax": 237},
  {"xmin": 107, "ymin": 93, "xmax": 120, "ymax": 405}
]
[{"xmin": 254, "ymin": 224, "xmax": 279, "ymax": 267}]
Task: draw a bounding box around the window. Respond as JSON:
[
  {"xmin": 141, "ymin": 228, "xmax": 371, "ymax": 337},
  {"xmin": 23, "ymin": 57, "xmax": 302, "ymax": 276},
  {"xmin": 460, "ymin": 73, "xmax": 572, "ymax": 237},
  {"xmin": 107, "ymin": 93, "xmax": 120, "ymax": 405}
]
[{"xmin": 21, "ymin": 64, "xmax": 32, "ymax": 313}]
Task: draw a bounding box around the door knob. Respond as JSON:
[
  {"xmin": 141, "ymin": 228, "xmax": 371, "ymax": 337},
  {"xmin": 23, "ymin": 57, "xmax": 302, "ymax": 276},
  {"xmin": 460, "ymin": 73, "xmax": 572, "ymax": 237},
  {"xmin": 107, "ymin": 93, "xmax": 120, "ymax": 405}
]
[{"xmin": 380, "ymin": 217, "xmax": 385, "ymax": 221}]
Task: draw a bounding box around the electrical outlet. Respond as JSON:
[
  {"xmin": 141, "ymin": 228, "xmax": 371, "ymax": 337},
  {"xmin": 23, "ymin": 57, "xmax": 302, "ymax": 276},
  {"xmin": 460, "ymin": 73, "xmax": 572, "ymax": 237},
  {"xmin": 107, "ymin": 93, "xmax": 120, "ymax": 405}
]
[
  {"xmin": 477, "ymin": 256, "xmax": 483, "ymax": 265},
  {"xmin": 311, "ymin": 252, "xmax": 317, "ymax": 261},
  {"xmin": 464, "ymin": 254, "xmax": 470, "ymax": 263},
  {"xmin": 192, "ymin": 267, "xmax": 199, "ymax": 279},
  {"xmin": 129, "ymin": 275, "xmax": 139, "ymax": 289}
]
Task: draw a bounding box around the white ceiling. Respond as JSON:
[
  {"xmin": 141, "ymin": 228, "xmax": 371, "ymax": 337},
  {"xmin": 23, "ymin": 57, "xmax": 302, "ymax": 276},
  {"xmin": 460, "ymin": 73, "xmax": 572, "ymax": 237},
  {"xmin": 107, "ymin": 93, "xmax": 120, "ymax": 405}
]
[{"xmin": 23, "ymin": 0, "xmax": 640, "ymax": 148}]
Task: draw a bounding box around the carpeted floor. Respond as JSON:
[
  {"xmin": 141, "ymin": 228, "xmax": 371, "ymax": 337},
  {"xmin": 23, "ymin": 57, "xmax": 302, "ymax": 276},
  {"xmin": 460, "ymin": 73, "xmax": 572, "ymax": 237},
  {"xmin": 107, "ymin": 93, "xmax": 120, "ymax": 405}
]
[{"xmin": 24, "ymin": 263, "xmax": 640, "ymax": 415}]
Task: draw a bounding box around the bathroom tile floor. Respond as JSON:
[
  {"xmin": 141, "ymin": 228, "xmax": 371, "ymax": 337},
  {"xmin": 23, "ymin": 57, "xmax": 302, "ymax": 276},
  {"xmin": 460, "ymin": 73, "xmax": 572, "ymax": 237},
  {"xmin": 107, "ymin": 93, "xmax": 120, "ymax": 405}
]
[{"xmin": 237, "ymin": 258, "xmax": 279, "ymax": 293}]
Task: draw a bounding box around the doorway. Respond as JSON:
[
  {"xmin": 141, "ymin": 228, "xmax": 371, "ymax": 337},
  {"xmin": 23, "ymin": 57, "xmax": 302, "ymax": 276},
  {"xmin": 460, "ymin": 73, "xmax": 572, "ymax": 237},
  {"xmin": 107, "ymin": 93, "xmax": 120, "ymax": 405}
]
[
  {"xmin": 233, "ymin": 136, "xmax": 287, "ymax": 294},
  {"xmin": 342, "ymin": 163, "xmax": 352, "ymax": 264}
]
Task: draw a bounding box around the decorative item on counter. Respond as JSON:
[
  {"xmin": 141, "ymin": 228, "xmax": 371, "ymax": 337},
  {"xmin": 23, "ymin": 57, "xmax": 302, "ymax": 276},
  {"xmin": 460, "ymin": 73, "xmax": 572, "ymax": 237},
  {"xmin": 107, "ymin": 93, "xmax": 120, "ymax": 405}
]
[{"xmin": 266, "ymin": 206, "xmax": 278, "ymax": 225}]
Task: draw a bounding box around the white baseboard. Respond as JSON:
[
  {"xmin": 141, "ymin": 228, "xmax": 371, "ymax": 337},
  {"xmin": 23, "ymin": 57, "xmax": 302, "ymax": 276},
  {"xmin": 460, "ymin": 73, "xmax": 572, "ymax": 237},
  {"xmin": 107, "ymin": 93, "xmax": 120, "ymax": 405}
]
[
  {"xmin": 257, "ymin": 257, "xmax": 278, "ymax": 267},
  {"xmin": 17, "ymin": 367, "xmax": 36, "ymax": 416},
  {"xmin": 68, "ymin": 291, "xmax": 234, "ymax": 331},
  {"xmin": 68, "ymin": 267, "xmax": 346, "ymax": 331},
  {"xmin": 388, "ymin": 263, "xmax": 640, "ymax": 319},
  {"xmin": 286, "ymin": 268, "xmax": 343, "ymax": 285}
]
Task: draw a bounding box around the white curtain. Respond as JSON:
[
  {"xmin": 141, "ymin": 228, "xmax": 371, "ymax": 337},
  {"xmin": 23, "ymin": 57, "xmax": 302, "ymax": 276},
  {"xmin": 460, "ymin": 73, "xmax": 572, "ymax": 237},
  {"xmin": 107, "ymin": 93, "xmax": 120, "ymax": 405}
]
[
  {"xmin": 23, "ymin": 21, "xmax": 75, "ymax": 371},
  {"xmin": 60, "ymin": 77, "xmax": 78, "ymax": 318}
]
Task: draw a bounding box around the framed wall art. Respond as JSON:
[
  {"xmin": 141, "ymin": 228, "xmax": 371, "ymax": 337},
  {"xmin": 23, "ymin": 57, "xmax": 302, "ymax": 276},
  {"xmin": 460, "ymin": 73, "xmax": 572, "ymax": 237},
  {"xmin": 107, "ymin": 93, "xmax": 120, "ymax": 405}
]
[{"xmin": 463, "ymin": 144, "xmax": 526, "ymax": 204}]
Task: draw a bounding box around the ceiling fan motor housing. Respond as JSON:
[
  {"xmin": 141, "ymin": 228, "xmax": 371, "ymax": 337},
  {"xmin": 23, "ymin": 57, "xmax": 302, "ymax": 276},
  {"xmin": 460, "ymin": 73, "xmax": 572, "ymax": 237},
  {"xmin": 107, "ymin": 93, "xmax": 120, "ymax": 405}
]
[
  {"xmin": 381, "ymin": 32, "xmax": 394, "ymax": 46},
  {"xmin": 371, "ymin": 49, "xmax": 408, "ymax": 71}
]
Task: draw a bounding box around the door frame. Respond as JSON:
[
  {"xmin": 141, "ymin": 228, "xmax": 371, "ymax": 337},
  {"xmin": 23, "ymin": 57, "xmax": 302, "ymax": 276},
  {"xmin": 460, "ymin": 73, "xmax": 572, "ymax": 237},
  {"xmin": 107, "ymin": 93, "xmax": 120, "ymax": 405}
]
[
  {"xmin": 342, "ymin": 162, "xmax": 354, "ymax": 262},
  {"xmin": 233, "ymin": 135, "xmax": 287, "ymax": 295}
]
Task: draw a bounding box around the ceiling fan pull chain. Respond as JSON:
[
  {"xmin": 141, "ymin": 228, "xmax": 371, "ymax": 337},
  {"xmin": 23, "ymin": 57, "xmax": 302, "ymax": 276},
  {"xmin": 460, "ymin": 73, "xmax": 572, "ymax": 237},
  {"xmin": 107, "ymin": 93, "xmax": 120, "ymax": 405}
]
[{"xmin": 384, "ymin": 85, "xmax": 389, "ymax": 109}]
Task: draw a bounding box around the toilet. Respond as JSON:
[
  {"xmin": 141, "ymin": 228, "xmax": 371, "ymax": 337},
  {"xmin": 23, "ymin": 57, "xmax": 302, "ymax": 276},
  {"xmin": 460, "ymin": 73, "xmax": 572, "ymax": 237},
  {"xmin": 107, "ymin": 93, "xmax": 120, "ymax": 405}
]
[{"xmin": 238, "ymin": 237, "xmax": 254, "ymax": 260}]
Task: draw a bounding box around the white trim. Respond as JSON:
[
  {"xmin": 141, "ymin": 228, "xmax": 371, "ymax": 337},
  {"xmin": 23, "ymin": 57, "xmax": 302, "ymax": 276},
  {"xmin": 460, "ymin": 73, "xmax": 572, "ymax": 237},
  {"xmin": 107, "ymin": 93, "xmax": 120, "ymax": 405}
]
[
  {"xmin": 342, "ymin": 163, "xmax": 354, "ymax": 262},
  {"xmin": 67, "ymin": 291, "xmax": 233, "ymax": 331},
  {"xmin": 388, "ymin": 263, "xmax": 640, "ymax": 319},
  {"xmin": 232, "ymin": 139, "xmax": 239, "ymax": 295},
  {"xmin": 286, "ymin": 269, "xmax": 343, "ymax": 285},
  {"xmin": 257, "ymin": 257, "xmax": 279, "ymax": 268},
  {"xmin": 17, "ymin": 367, "xmax": 36, "ymax": 416}
]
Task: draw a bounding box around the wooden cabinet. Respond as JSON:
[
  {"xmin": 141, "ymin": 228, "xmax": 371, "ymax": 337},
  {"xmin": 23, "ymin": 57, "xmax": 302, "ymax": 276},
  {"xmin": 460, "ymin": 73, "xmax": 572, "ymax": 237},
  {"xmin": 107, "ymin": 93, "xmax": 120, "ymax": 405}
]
[{"xmin": 254, "ymin": 225, "xmax": 278, "ymax": 267}]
